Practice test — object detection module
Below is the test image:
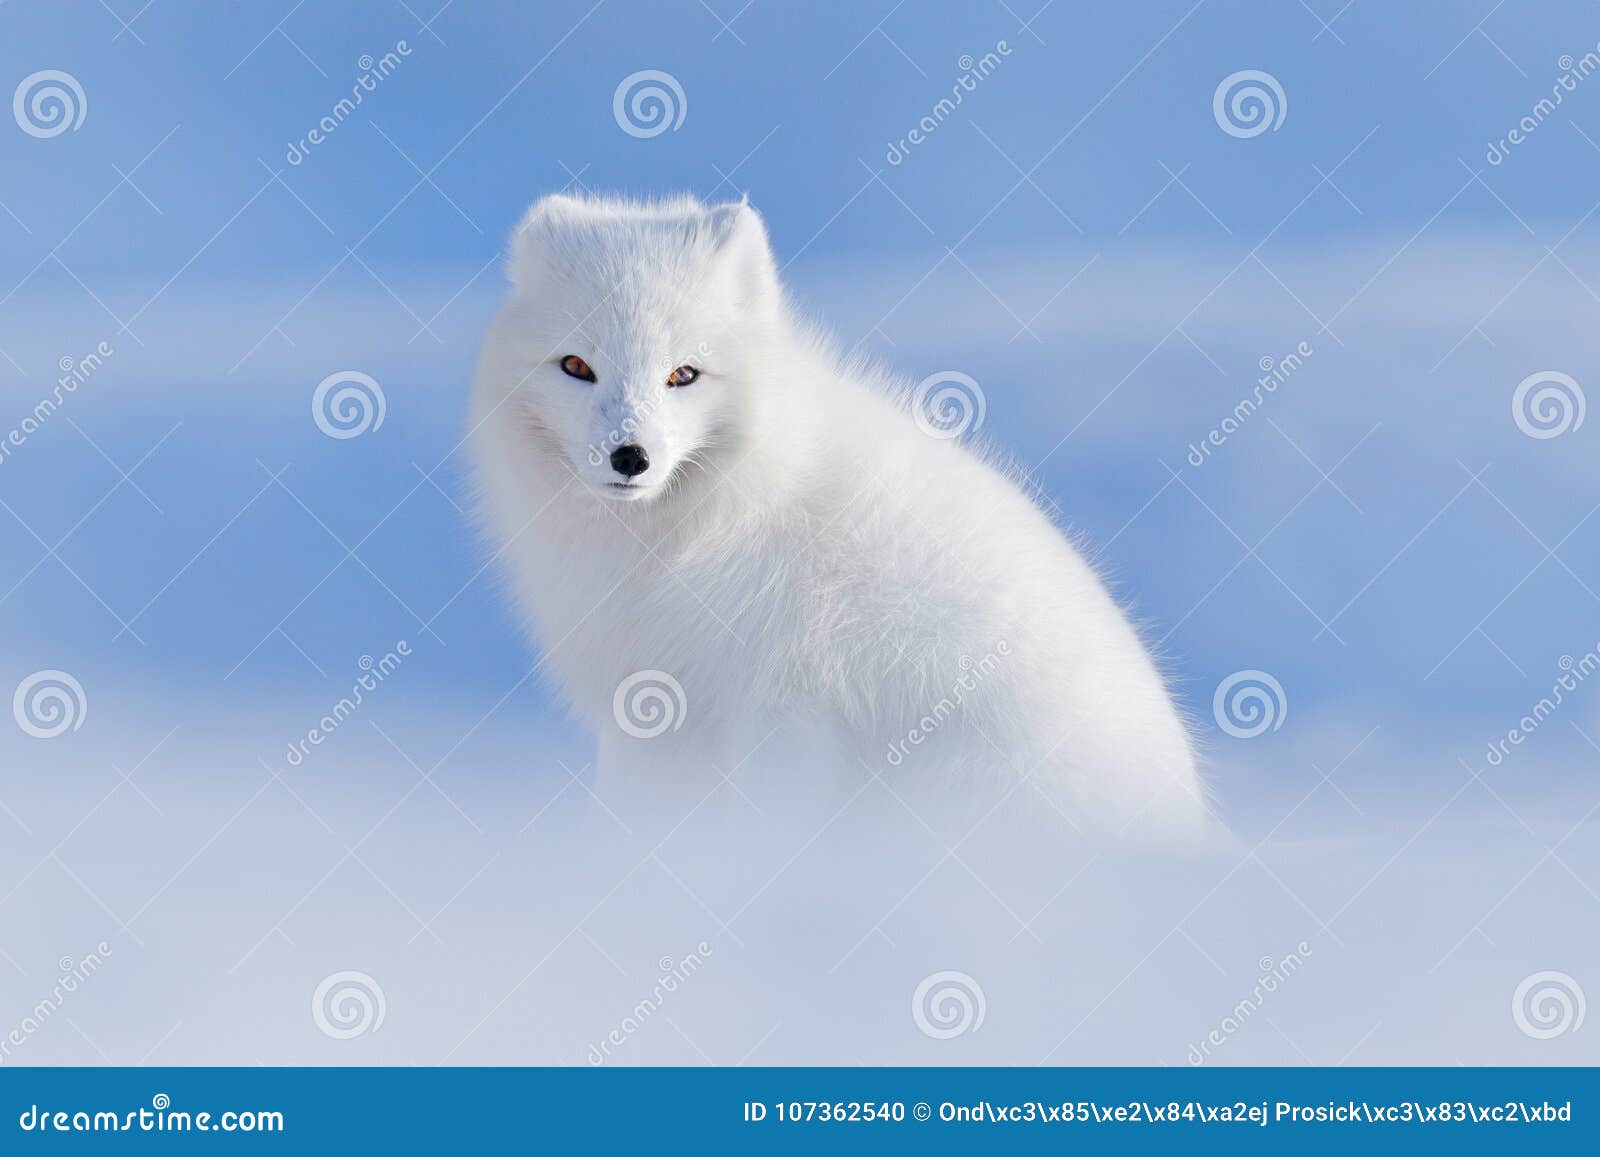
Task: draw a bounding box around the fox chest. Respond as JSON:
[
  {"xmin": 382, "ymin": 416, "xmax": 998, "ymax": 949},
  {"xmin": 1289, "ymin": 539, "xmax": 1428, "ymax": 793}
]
[{"xmin": 525, "ymin": 537, "xmax": 794, "ymax": 726}]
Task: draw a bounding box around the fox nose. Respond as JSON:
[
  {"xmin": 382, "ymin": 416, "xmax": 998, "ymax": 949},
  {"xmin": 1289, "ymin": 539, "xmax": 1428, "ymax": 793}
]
[{"xmin": 610, "ymin": 444, "xmax": 650, "ymax": 478}]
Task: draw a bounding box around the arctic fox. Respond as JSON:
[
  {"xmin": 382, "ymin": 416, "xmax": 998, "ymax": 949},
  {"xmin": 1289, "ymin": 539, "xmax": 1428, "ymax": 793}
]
[{"xmin": 470, "ymin": 194, "xmax": 1210, "ymax": 837}]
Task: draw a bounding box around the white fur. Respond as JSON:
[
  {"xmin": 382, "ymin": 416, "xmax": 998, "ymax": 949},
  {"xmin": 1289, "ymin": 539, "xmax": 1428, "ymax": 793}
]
[{"xmin": 469, "ymin": 194, "xmax": 1212, "ymax": 838}]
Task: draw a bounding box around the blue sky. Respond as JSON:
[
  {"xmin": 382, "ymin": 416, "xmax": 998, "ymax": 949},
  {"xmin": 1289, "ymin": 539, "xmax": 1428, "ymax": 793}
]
[
  {"xmin": 4, "ymin": 1, "xmax": 1598, "ymax": 262},
  {"xmin": 3, "ymin": 0, "xmax": 1600, "ymax": 808}
]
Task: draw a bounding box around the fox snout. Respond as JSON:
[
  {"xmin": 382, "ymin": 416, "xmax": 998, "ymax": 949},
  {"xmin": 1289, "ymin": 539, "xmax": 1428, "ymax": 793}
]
[{"xmin": 609, "ymin": 443, "xmax": 650, "ymax": 477}]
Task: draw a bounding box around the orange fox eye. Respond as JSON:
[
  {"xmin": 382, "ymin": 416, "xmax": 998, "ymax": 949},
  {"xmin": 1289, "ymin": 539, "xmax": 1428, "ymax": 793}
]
[
  {"xmin": 559, "ymin": 355, "xmax": 596, "ymax": 382},
  {"xmin": 666, "ymin": 365, "xmax": 699, "ymax": 387}
]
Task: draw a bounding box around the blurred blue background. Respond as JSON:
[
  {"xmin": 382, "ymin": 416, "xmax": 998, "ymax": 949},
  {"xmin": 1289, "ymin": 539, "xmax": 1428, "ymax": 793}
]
[{"xmin": 3, "ymin": 0, "xmax": 1600, "ymax": 822}]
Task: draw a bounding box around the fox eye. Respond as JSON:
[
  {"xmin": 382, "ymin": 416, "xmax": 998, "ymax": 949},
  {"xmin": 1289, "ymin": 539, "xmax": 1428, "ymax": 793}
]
[
  {"xmin": 559, "ymin": 355, "xmax": 596, "ymax": 382},
  {"xmin": 666, "ymin": 364, "xmax": 699, "ymax": 388}
]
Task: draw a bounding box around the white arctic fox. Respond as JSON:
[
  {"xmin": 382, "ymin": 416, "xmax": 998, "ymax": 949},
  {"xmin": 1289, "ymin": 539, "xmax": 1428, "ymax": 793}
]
[{"xmin": 470, "ymin": 194, "xmax": 1210, "ymax": 837}]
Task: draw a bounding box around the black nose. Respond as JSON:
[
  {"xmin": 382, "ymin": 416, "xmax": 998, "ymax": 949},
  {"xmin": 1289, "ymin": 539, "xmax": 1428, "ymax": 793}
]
[{"xmin": 610, "ymin": 444, "xmax": 650, "ymax": 478}]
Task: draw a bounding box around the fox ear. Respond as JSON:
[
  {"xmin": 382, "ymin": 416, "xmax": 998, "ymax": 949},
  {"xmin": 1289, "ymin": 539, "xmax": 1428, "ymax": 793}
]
[
  {"xmin": 703, "ymin": 199, "xmax": 779, "ymax": 303},
  {"xmin": 507, "ymin": 194, "xmax": 584, "ymax": 287}
]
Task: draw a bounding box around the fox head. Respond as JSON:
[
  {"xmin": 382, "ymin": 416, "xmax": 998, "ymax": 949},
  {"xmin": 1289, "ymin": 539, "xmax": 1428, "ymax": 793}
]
[{"xmin": 480, "ymin": 193, "xmax": 785, "ymax": 504}]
